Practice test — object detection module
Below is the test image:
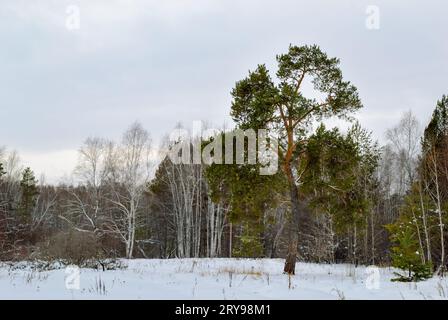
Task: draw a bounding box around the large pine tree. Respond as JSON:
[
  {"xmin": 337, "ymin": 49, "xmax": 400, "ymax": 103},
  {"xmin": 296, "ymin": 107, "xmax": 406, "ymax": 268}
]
[{"xmin": 230, "ymin": 45, "xmax": 362, "ymax": 274}]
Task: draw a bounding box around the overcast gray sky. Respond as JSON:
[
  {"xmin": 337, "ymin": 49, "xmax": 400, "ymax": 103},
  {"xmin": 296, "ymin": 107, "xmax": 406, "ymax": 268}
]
[{"xmin": 1, "ymin": 0, "xmax": 447, "ymax": 182}]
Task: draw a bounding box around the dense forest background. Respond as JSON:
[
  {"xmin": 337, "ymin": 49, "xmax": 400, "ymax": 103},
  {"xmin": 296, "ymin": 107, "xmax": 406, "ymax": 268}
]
[{"xmin": 1, "ymin": 46, "xmax": 447, "ymax": 281}]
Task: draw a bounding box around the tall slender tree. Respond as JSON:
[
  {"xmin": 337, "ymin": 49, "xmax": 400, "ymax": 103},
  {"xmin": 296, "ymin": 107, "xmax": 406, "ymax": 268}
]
[
  {"xmin": 421, "ymin": 95, "xmax": 448, "ymax": 274},
  {"xmin": 230, "ymin": 45, "xmax": 362, "ymax": 274},
  {"xmin": 19, "ymin": 167, "xmax": 39, "ymax": 223},
  {"xmin": 386, "ymin": 111, "xmax": 421, "ymax": 195}
]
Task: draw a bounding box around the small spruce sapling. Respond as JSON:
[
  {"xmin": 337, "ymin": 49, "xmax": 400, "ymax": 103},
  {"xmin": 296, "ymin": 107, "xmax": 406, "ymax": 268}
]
[{"xmin": 386, "ymin": 220, "xmax": 432, "ymax": 282}]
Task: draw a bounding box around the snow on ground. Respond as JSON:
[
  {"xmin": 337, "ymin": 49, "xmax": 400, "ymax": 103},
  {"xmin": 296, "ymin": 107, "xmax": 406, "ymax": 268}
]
[{"xmin": 0, "ymin": 258, "xmax": 447, "ymax": 300}]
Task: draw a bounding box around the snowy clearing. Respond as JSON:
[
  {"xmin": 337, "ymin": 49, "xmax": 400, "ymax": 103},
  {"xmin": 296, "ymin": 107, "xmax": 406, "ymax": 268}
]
[{"xmin": 0, "ymin": 259, "xmax": 447, "ymax": 300}]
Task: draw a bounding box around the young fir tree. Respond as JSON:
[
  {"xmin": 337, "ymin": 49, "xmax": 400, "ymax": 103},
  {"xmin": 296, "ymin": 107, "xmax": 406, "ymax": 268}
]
[
  {"xmin": 386, "ymin": 183, "xmax": 435, "ymax": 282},
  {"xmin": 386, "ymin": 215, "xmax": 433, "ymax": 282},
  {"xmin": 230, "ymin": 45, "xmax": 362, "ymax": 274},
  {"xmin": 19, "ymin": 167, "xmax": 39, "ymax": 223}
]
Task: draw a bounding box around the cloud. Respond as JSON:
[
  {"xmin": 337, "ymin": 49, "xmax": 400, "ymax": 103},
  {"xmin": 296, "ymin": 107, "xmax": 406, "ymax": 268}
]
[
  {"xmin": 0, "ymin": 0, "xmax": 447, "ymax": 182},
  {"xmin": 16, "ymin": 149, "xmax": 79, "ymax": 184}
]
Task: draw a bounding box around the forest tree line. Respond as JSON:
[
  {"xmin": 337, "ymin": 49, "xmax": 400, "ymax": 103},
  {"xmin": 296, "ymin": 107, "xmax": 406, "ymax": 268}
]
[{"xmin": 0, "ymin": 45, "xmax": 447, "ymax": 281}]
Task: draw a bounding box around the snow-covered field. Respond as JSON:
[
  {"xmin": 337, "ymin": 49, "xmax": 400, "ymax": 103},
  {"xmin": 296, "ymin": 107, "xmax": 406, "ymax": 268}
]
[{"xmin": 0, "ymin": 258, "xmax": 447, "ymax": 300}]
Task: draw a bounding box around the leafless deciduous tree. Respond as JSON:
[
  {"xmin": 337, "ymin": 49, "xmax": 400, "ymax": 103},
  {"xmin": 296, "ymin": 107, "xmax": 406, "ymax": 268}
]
[
  {"xmin": 62, "ymin": 123, "xmax": 152, "ymax": 259},
  {"xmin": 386, "ymin": 111, "xmax": 421, "ymax": 195},
  {"xmin": 107, "ymin": 122, "xmax": 152, "ymax": 258}
]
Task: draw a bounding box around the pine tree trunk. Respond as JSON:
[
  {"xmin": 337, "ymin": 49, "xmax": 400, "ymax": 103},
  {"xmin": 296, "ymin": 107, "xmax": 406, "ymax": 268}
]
[{"xmin": 283, "ymin": 179, "xmax": 300, "ymax": 275}]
